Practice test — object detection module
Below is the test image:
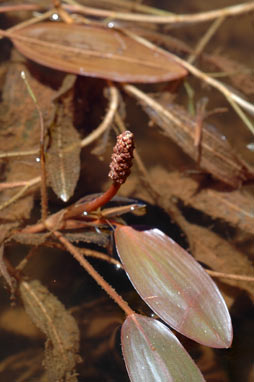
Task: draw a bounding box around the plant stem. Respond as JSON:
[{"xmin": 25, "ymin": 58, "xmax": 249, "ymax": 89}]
[
  {"xmin": 62, "ymin": 1, "xmax": 254, "ymax": 24},
  {"xmin": 21, "ymin": 182, "xmax": 120, "ymax": 233},
  {"xmin": 53, "ymin": 230, "xmax": 134, "ymax": 316},
  {"xmin": 63, "ymin": 183, "xmax": 121, "ymax": 220}
]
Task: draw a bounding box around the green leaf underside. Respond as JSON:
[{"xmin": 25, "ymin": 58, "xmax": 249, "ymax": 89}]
[
  {"xmin": 115, "ymin": 226, "xmax": 232, "ymax": 348},
  {"xmin": 121, "ymin": 314, "xmax": 205, "ymax": 382},
  {"xmin": 10, "ymin": 22, "xmax": 187, "ymax": 83}
]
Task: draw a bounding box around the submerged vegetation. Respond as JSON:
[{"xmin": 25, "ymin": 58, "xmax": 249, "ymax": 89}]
[{"xmin": 0, "ymin": 1, "xmax": 254, "ymax": 381}]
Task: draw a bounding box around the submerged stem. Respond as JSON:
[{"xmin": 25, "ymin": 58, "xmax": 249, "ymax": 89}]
[{"xmin": 54, "ymin": 231, "xmax": 134, "ymax": 316}]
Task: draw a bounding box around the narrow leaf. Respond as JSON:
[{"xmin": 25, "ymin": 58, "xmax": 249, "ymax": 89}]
[
  {"xmin": 0, "ymin": 244, "xmax": 15, "ymax": 293},
  {"xmin": 20, "ymin": 280, "xmax": 80, "ymax": 382},
  {"xmin": 122, "ymin": 314, "xmax": 205, "ymax": 382},
  {"xmin": 115, "ymin": 226, "xmax": 233, "ymax": 348},
  {"xmin": 125, "ymin": 85, "xmax": 253, "ymax": 187},
  {"xmin": 46, "ymin": 103, "xmax": 81, "ymax": 202},
  {"xmin": 9, "ymin": 22, "xmax": 187, "ymax": 83},
  {"xmin": 150, "ymin": 168, "xmax": 254, "ymax": 235}
]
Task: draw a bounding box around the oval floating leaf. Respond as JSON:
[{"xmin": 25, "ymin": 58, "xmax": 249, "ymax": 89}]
[
  {"xmin": 122, "ymin": 314, "xmax": 205, "ymax": 382},
  {"xmin": 9, "ymin": 22, "xmax": 187, "ymax": 83},
  {"xmin": 115, "ymin": 226, "xmax": 233, "ymax": 348}
]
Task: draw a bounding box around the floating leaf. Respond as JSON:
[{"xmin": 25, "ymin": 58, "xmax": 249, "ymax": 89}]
[
  {"xmin": 8, "ymin": 22, "xmax": 187, "ymax": 83},
  {"xmin": 121, "ymin": 314, "xmax": 205, "ymax": 382},
  {"xmin": 20, "ymin": 280, "xmax": 80, "ymax": 382},
  {"xmin": 46, "ymin": 103, "xmax": 81, "ymax": 202},
  {"xmin": 115, "ymin": 226, "xmax": 232, "ymax": 348}
]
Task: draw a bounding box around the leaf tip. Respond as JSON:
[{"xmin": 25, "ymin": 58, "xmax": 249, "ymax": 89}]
[{"xmin": 60, "ymin": 191, "xmax": 69, "ymax": 202}]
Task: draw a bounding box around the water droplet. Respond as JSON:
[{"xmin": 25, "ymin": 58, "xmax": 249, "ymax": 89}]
[
  {"xmin": 95, "ymin": 227, "xmax": 101, "ymax": 234},
  {"xmin": 60, "ymin": 192, "xmax": 68, "ymax": 202},
  {"xmin": 51, "ymin": 13, "xmax": 59, "ymax": 21},
  {"xmin": 107, "ymin": 21, "xmax": 115, "ymax": 28},
  {"xmin": 246, "ymin": 142, "xmax": 254, "ymax": 152}
]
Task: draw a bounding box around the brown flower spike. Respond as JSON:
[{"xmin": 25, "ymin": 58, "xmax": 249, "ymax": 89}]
[
  {"xmin": 108, "ymin": 131, "xmax": 135, "ymax": 184},
  {"xmin": 23, "ymin": 131, "xmax": 135, "ymax": 229}
]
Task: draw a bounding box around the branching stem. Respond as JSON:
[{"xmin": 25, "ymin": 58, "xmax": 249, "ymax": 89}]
[{"xmin": 53, "ymin": 230, "xmax": 134, "ymax": 316}]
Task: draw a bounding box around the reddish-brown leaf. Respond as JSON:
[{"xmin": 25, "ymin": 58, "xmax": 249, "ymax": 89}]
[
  {"xmin": 8, "ymin": 22, "xmax": 187, "ymax": 83},
  {"xmin": 115, "ymin": 226, "xmax": 233, "ymax": 348},
  {"xmin": 122, "ymin": 314, "xmax": 205, "ymax": 382}
]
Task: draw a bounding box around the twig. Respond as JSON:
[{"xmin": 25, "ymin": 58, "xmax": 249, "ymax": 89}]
[
  {"xmin": 0, "ymin": 4, "xmax": 41, "ymax": 13},
  {"xmin": 80, "ymin": 84, "xmax": 119, "ymax": 148},
  {"xmin": 175, "ymin": 55, "xmax": 254, "ymax": 122},
  {"xmin": 194, "ymin": 97, "xmax": 208, "ymax": 148},
  {"xmin": 123, "ymin": 84, "xmax": 192, "ymax": 136},
  {"xmin": 123, "ymin": 31, "xmax": 254, "ymax": 132},
  {"xmin": 29, "ymin": 238, "xmax": 123, "ymax": 268},
  {"xmin": 80, "ymin": 247, "xmax": 122, "ymax": 268},
  {"xmin": 0, "ymin": 180, "xmax": 37, "ymax": 191},
  {"xmin": 62, "ymin": 1, "xmax": 254, "ymax": 24},
  {"xmin": 188, "ymin": 16, "xmax": 225, "ymax": 65},
  {"xmin": 0, "ymin": 176, "xmax": 41, "ymax": 212},
  {"xmin": 0, "ymin": 149, "xmax": 39, "ymax": 159},
  {"xmin": 207, "ymin": 270, "xmax": 254, "ymax": 282},
  {"xmin": 0, "ymin": 9, "xmax": 55, "ymax": 40},
  {"xmin": 64, "ymin": 0, "xmax": 172, "ymax": 16}
]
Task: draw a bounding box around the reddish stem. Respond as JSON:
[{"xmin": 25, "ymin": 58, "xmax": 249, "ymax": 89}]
[{"xmin": 63, "ymin": 183, "xmax": 121, "ymax": 220}]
